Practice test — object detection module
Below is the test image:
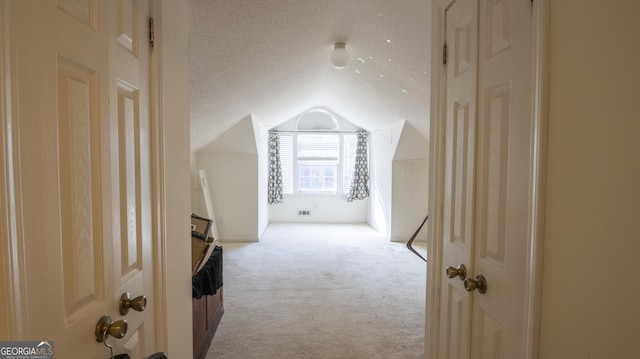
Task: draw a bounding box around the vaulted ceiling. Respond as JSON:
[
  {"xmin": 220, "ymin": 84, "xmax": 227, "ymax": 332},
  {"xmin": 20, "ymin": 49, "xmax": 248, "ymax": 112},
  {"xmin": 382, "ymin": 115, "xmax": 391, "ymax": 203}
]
[{"xmin": 189, "ymin": 0, "xmax": 432, "ymax": 151}]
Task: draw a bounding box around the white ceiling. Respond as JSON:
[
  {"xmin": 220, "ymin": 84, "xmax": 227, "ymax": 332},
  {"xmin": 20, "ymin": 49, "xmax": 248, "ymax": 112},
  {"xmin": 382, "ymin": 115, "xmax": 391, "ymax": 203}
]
[{"xmin": 189, "ymin": 0, "xmax": 432, "ymax": 151}]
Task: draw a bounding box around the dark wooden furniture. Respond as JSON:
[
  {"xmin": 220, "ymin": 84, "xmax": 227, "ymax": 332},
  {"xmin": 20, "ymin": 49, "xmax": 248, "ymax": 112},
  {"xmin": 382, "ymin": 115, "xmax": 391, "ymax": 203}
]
[
  {"xmin": 192, "ymin": 245, "xmax": 224, "ymax": 359},
  {"xmin": 193, "ymin": 288, "xmax": 223, "ymax": 359}
]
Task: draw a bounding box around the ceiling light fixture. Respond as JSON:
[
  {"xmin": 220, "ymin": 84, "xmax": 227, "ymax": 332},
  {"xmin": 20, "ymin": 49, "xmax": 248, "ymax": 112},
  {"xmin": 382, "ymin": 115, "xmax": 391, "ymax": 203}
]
[{"xmin": 330, "ymin": 42, "xmax": 348, "ymax": 69}]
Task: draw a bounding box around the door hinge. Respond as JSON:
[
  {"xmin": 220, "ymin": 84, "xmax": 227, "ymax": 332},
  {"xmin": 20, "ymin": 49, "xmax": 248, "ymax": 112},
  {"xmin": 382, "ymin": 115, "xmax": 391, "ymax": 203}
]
[
  {"xmin": 149, "ymin": 18, "xmax": 155, "ymax": 48},
  {"xmin": 442, "ymin": 43, "xmax": 448, "ymax": 65}
]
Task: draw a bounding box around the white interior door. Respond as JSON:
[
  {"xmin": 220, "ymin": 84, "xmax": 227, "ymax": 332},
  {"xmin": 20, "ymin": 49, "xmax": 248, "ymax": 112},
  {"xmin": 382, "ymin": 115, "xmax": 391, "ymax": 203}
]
[
  {"xmin": 438, "ymin": 0, "xmax": 533, "ymax": 358},
  {"xmin": 108, "ymin": 0, "xmax": 154, "ymax": 357},
  {"xmin": 438, "ymin": 0, "xmax": 478, "ymax": 357},
  {"xmin": 9, "ymin": 0, "xmax": 154, "ymax": 358}
]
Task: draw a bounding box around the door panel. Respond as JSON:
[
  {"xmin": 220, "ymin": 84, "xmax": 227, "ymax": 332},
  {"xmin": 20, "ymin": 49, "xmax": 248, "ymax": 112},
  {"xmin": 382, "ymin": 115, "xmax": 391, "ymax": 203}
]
[
  {"xmin": 476, "ymin": 82, "xmax": 510, "ymax": 270},
  {"xmin": 439, "ymin": 1, "xmax": 478, "ymax": 358},
  {"xmin": 439, "ymin": 0, "xmax": 533, "ymax": 358},
  {"xmin": 56, "ymin": 58, "xmax": 104, "ymax": 323},
  {"xmin": 472, "ymin": 0, "xmax": 532, "ymax": 357},
  {"xmin": 11, "ymin": 0, "xmax": 153, "ymax": 357}
]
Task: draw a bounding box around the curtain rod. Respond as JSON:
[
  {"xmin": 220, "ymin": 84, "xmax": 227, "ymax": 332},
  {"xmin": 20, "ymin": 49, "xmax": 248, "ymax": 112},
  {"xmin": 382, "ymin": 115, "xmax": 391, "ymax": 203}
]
[{"xmin": 274, "ymin": 129, "xmax": 365, "ymax": 134}]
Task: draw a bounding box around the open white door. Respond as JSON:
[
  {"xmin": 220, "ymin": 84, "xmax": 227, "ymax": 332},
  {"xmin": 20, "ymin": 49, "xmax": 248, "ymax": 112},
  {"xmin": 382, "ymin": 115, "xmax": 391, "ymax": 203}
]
[
  {"xmin": 5, "ymin": 0, "xmax": 156, "ymax": 357},
  {"xmin": 108, "ymin": 0, "xmax": 155, "ymax": 357},
  {"xmin": 429, "ymin": 0, "xmax": 535, "ymax": 358}
]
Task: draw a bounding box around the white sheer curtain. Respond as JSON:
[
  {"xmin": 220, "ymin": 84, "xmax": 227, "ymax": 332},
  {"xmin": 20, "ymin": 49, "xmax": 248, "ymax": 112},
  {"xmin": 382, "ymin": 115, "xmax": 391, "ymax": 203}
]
[
  {"xmin": 347, "ymin": 130, "xmax": 369, "ymax": 202},
  {"xmin": 268, "ymin": 129, "xmax": 284, "ymax": 204}
]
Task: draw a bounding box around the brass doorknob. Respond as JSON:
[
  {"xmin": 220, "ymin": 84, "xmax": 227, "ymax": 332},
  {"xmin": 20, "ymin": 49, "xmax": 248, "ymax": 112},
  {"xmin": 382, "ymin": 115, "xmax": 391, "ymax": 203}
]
[
  {"xmin": 95, "ymin": 315, "xmax": 128, "ymax": 342},
  {"xmin": 464, "ymin": 275, "xmax": 487, "ymax": 294},
  {"xmin": 446, "ymin": 264, "xmax": 466, "ymax": 280},
  {"xmin": 120, "ymin": 292, "xmax": 147, "ymax": 315}
]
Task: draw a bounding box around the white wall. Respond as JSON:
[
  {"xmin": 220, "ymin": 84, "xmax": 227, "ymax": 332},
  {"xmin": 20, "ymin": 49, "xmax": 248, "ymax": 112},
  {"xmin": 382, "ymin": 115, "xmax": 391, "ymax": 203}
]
[
  {"xmin": 368, "ymin": 124, "xmax": 400, "ymax": 238},
  {"xmin": 539, "ymin": 1, "xmax": 640, "ymax": 357},
  {"xmin": 194, "ymin": 116, "xmax": 260, "ymax": 242},
  {"xmin": 391, "ymin": 160, "xmax": 428, "ymax": 242},
  {"xmin": 368, "ymin": 120, "xmax": 429, "ymax": 241},
  {"xmin": 255, "ymin": 122, "xmax": 270, "ymax": 238},
  {"xmin": 194, "ymin": 111, "xmax": 429, "ymax": 240},
  {"xmin": 195, "ymin": 152, "xmax": 259, "ymax": 241},
  {"xmin": 191, "ymin": 175, "xmax": 206, "ymax": 216},
  {"xmin": 191, "ymin": 151, "xmax": 204, "ymax": 214},
  {"xmin": 390, "ymin": 121, "xmax": 429, "ymax": 242},
  {"xmin": 269, "ymin": 195, "xmax": 369, "ymax": 223},
  {"xmin": 268, "ymin": 111, "xmax": 371, "ymax": 224}
]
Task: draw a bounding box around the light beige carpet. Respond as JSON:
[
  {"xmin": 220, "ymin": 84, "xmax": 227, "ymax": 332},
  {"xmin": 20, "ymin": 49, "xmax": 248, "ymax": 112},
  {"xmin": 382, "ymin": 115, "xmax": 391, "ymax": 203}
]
[{"xmin": 206, "ymin": 223, "xmax": 427, "ymax": 359}]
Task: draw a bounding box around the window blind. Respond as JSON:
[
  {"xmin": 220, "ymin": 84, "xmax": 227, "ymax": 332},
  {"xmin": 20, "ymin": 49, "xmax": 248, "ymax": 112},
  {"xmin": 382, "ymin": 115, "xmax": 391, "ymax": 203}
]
[{"xmin": 297, "ymin": 134, "xmax": 339, "ymax": 160}]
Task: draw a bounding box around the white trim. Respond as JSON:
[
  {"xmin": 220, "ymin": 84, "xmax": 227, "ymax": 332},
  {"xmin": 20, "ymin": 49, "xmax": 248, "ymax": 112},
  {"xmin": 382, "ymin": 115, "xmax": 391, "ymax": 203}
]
[
  {"xmin": 295, "ymin": 108, "xmax": 339, "ymax": 131},
  {"xmin": 0, "ymin": 0, "xmax": 27, "ymax": 339},
  {"xmin": 0, "ymin": 0, "xmax": 12, "ymax": 339},
  {"xmin": 523, "ymin": 0, "xmax": 549, "ymax": 358},
  {"xmin": 153, "ymin": 1, "xmax": 193, "ymax": 357},
  {"xmin": 149, "ymin": 0, "xmax": 168, "ymax": 352},
  {"xmin": 425, "ymin": 1, "xmax": 450, "ymax": 358}
]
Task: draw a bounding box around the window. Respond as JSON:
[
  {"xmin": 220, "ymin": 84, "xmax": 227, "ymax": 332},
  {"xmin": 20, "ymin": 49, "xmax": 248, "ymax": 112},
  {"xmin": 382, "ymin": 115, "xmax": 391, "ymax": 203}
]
[
  {"xmin": 279, "ymin": 132, "xmax": 362, "ymax": 195},
  {"xmin": 298, "ymin": 134, "xmax": 338, "ymax": 192}
]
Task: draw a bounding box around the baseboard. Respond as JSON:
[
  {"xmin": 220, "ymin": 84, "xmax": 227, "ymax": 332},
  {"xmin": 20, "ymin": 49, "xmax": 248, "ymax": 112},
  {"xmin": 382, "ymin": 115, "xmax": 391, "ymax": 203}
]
[{"xmin": 390, "ymin": 236, "xmax": 428, "ymax": 243}]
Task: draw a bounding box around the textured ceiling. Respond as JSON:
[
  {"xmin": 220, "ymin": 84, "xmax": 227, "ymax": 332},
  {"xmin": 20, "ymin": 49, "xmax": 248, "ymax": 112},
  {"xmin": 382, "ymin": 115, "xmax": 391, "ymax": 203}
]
[{"xmin": 189, "ymin": 0, "xmax": 431, "ymax": 151}]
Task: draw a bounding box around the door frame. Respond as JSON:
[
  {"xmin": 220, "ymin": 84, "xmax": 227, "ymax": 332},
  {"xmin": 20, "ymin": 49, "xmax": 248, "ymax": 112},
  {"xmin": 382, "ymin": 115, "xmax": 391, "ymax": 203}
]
[
  {"xmin": 425, "ymin": 0, "xmax": 550, "ymax": 358},
  {"xmin": 0, "ymin": 0, "xmax": 26, "ymax": 339},
  {"xmin": 149, "ymin": 1, "xmax": 193, "ymax": 357},
  {"xmin": 149, "ymin": 0, "xmax": 168, "ymax": 352}
]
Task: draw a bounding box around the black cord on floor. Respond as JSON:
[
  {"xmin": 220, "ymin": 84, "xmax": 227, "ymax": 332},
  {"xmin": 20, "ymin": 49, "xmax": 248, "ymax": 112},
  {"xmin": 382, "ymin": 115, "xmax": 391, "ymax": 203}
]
[{"xmin": 406, "ymin": 215, "xmax": 428, "ymax": 262}]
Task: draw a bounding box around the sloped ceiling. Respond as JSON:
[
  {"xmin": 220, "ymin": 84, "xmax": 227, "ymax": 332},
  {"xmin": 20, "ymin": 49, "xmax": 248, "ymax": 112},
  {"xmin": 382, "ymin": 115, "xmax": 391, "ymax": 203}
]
[{"xmin": 189, "ymin": 0, "xmax": 431, "ymax": 151}]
